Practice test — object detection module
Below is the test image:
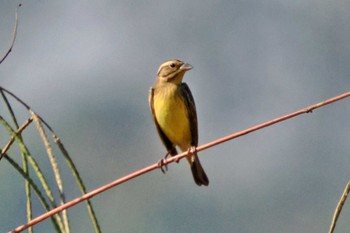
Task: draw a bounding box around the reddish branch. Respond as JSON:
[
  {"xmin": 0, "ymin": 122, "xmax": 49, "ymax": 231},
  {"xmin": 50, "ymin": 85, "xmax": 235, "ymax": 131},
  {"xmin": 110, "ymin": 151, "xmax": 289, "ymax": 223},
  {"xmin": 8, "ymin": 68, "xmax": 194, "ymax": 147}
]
[{"xmin": 9, "ymin": 90, "xmax": 350, "ymax": 233}]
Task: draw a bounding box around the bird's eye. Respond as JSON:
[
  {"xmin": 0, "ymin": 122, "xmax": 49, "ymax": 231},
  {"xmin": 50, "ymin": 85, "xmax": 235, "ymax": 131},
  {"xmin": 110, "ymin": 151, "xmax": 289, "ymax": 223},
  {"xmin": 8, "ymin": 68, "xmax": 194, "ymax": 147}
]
[{"xmin": 170, "ymin": 63, "xmax": 176, "ymax": 68}]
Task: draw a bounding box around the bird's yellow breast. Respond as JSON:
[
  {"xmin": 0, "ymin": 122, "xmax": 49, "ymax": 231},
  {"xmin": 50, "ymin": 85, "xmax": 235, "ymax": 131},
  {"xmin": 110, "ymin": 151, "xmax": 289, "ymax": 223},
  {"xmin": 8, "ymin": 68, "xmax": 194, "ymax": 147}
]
[{"xmin": 153, "ymin": 84, "xmax": 191, "ymax": 149}]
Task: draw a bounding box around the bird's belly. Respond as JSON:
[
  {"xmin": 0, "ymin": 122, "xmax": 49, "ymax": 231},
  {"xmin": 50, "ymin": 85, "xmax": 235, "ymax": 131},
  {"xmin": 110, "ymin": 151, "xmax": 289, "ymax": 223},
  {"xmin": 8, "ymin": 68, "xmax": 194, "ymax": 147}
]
[{"xmin": 154, "ymin": 95, "xmax": 190, "ymax": 148}]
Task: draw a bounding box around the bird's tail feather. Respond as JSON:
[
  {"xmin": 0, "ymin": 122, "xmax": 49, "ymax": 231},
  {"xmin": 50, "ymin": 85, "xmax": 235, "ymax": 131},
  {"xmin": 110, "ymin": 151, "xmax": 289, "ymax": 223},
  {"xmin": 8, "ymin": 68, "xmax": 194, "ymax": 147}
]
[{"xmin": 190, "ymin": 153, "xmax": 209, "ymax": 186}]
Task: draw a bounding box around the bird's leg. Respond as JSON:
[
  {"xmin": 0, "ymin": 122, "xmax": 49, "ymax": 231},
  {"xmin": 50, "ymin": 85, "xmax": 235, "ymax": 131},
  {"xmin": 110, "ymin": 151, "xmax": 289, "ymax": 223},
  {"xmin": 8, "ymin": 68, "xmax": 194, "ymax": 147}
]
[
  {"xmin": 187, "ymin": 146, "xmax": 197, "ymax": 162},
  {"xmin": 158, "ymin": 152, "xmax": 170, "ymax": 174}
]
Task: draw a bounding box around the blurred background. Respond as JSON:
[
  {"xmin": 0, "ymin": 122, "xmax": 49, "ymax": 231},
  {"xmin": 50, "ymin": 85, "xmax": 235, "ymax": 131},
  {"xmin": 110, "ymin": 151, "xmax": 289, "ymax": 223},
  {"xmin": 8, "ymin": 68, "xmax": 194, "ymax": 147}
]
[{"xmin": 1, "ymin": 0, "xmax": 350, "ymax": 232}]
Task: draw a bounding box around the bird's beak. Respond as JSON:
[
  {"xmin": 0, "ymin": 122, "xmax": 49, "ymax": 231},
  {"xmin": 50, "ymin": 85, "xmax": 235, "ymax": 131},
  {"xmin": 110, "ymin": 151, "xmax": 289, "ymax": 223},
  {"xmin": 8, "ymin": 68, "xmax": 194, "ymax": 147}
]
[{"xmin": 180, "ymin": 63, "xmax": 193, "ymax": 71}]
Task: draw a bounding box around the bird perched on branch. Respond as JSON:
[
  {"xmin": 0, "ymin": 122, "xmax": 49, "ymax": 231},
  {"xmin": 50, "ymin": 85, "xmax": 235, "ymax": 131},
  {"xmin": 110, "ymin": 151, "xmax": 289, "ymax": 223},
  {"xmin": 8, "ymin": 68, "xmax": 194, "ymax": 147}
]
[{"xmin": 149, "ymin": 59, "xmax": 209, "ymax": 186}]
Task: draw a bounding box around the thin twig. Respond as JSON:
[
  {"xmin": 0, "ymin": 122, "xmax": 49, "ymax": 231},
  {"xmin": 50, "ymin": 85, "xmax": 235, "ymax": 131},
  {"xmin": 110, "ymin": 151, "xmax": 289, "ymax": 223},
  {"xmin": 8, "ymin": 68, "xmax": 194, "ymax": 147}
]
[
  {"xmin": 1, "ymin": 89, "xmax": 20, "ymax": 127},
  {"xmin": 328, "ymin": 181, "xmax": 350, "ymax": 233},
  {"xmin": 21, "ymin": 147, "xmax": 33, "ymax": 233},
  {"xmin": 0, "ymin": 86, "xmax": 54, "ymax": 132},
  {"xmin": 9, "ymin": 90, "xmax": 350, "ymax": 233},
  {"xmin": 0, "ymin": 86, "xmax": 31, "ymax": 110},
  {"xmin": 30, "ymin": 110, "xmax": 69, "ymax": 233},
  {"xmin": 0, "ymin": 117, "xmax": 33, "ymax": 160},
  {"xmin": 0, "ymin": 3, "xmax": 21, "ymax": 64}
]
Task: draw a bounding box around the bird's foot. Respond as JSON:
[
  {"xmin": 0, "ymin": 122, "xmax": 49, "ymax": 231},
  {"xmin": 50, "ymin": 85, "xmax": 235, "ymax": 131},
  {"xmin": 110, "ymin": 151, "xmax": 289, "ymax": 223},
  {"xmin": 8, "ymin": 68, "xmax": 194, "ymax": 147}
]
[
  {"xmin": 158, "ymin": 152, "xmax": 170, "ymax": 173},
  {"xmin": 187, "ymin": 146, "xmax": 197, "ymax": 155}
]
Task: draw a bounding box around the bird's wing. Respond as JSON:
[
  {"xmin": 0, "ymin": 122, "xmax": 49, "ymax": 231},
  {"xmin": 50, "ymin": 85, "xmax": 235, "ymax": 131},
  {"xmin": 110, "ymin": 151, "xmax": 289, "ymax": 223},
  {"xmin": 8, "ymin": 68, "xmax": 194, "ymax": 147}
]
[
  {"xmin": 178, "ymin": 83, "xmax": 198, "ymax": 146},
  {"xmin": 149, "ymin": 87, "xmax": 177, "ymax": 156}
]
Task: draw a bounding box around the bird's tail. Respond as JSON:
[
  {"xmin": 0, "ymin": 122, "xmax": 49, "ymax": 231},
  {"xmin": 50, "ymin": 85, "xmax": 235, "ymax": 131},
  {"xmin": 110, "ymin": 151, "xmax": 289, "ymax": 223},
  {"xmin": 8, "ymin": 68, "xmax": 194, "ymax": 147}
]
[{"xmin": 190, "ymin": 153, "xmax": 209, "ymax": 186}]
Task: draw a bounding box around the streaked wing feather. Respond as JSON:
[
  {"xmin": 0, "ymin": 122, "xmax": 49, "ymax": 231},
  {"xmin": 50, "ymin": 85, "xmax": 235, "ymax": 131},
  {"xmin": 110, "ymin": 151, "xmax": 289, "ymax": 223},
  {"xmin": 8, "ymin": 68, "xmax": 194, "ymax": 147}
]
[{"xmin": 178, "ymin": 83, "xmax": 198, "ymax": 146}]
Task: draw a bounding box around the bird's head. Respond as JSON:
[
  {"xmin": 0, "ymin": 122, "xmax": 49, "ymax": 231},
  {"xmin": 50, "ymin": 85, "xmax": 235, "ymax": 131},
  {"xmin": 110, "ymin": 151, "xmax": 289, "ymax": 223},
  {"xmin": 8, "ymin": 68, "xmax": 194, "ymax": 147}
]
[{"xmin": 156, "ymin": 59, "xmax": 193, "ymax": 84}]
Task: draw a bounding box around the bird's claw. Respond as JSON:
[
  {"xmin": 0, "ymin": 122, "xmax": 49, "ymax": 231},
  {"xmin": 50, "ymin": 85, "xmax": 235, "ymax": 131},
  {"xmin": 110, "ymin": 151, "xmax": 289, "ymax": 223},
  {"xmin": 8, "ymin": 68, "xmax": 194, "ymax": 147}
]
[
  {"xmin": 158, "ymin": 158, "xmax": 168, "ymax": 174},
  {"xmin": 158, "ymin": 152, "xmax": 171, "ymax": 173}
]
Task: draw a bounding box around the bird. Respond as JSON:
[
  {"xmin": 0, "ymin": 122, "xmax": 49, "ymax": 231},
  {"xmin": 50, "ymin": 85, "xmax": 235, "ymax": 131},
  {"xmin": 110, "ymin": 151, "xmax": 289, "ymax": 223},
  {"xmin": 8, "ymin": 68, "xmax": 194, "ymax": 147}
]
[{"xmin": 149, "ymin": 59, "xmax": 209, "ymax": 186}]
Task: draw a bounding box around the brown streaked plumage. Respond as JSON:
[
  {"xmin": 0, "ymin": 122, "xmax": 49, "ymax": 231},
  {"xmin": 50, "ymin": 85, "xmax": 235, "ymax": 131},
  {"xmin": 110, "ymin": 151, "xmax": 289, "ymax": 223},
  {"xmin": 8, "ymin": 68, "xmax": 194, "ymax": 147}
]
[{"xmin": 149, "ymin": 59, "xmax": 209, "ymax": 186}]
